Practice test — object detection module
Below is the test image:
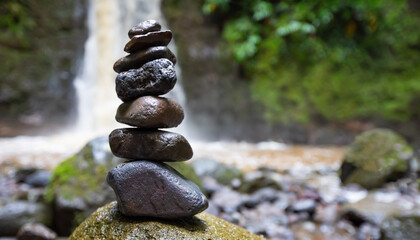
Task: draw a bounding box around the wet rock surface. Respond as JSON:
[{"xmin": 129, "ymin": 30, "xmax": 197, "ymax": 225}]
[
  {"xmin": 107, "ymin": 161, "xmax": 208, "ymax": 218},
  {"xmin": 113, "ymin": 46, "xmax": 176, "ymax": 73},
  {"xmin": 109, "ymin": 128, "xmax": 193, "ymax": 161},
  {"xmin": 128, "ymin": 19, "xmax": 161, "ymax": 38},
  {"xmin": 69, "ymin": 201, "xmax": 264, "ymax": 239},
  {"xmin": 115, "ymin": 58, "xmax": 176, "ymax": 102},
  {"xmin": 116, "ymin": 96, "xmax": 184, "ymax": 128},
  {"xmin": 124, "ymin": 30, "xmax": 172, "ymax": 53},
  {"xmin": 17, "ymin": 223, "xmax": 57, "ymax": 240}
]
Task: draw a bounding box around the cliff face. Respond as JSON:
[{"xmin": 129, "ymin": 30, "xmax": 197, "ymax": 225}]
[
  {"xmin": 0, "ymin": 0, "xmax": 88, "ymax": 136},
  {"xmin": 162, "ymin": 0, "xmax": 281, "ymax": 142}
]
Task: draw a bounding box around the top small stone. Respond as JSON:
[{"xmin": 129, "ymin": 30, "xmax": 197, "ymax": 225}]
[{"xmin": 128, "ymin": 20, "xmax": 161, "ymax": 39}]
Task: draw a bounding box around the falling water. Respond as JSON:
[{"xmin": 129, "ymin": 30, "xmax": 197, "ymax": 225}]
[{"xmin": 74, "ymin": 0, "xmax": 188, "ymax": 136}]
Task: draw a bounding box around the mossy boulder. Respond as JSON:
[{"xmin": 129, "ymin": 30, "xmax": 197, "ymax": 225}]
[
  {"xmin": 45, "ymin": 137, "xmax": 202, "ymax": 235},
  {"xmin": 70, "ymin": 201, "xmax": 264, "ymax": 240},
  {"xmin": 340, "ymin": 129, "xmax": 413, "ymax": 189}
]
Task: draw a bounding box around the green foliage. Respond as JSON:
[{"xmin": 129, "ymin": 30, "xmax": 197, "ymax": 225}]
[
  {"xmin": 203, "ymin": 0, "xmax": 420, "ymax": 123},
  {"xmin": 0, "ymin": 0, "xmax": 36, "ymax": 47}
]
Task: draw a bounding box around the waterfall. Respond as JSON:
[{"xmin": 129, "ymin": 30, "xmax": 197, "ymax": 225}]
[{"xmin": 73, "ymin": 0, "xmax": 189, "ymax": 136}]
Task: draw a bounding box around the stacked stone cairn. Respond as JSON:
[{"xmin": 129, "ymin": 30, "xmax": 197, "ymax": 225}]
[{"xmin": 107, "ymin": 20, "xmax": 208, "ymax": 219}]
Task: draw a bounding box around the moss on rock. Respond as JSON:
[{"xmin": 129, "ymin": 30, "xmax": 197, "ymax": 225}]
[
  {"xmin": 340, "ymin": 129, "xmax": 413, "ymax": 189},
  {"xmin": 70, "ymin": 201, "xmax": 264, "ymax": 240}
]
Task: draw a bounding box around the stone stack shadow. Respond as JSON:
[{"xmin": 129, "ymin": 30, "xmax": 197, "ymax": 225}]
[{"xmin": 107, "ymin": 20, "xmax": 208, "ymax": 219}]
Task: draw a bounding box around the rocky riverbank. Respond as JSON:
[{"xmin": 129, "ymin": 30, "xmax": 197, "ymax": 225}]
[{"xmin": 0, "ymin": 136, "xmax": 418, "ymax": 239}]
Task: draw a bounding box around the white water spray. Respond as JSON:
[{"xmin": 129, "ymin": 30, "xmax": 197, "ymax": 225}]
[{"xmin": 74, "ymin": 0, "xmax": 188, "ymax": 136}]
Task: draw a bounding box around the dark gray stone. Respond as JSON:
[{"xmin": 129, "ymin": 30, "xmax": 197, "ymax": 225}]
[
  {"xmin": 125, "ymin": 30, "xmax": 172, "ymax": 53},
  {"xmin": 128, "ymin": 20, "xmax": 161, "ymax": 38},
  {"xmin": 106, "ymin": 161, "xmax": 208, "ymax": 218},
  {"xmin": 25, "ymin": 170, "xmax": 51, "ymax": 187},
  {"xmin": 16, "ymin": 223, "xmax": 57, "ymax": 240},
  {"xmin": 244, "ymin": 187, "xmax": 279, "ymax": 208},
  {"xmin": 113, "ymin": 46, "xmax": 176, "ymax": 73},
  {"xmin": 14, "ymin": 167, "xmax": 38, "ymax": 183},
  {"xmin": 109, "ymin": 128, "xmax": 193, "ymax": 162},
  {"xmin": 116, "ymin": 58, "xmax": 176, "ymax": 102},
  {"xmin": 116, "ymin": 96, "xmax": 184, "ymax": 128},
  {"xmin": 0, "ymin": 201, "xmax": 52, "ymax": 236}
]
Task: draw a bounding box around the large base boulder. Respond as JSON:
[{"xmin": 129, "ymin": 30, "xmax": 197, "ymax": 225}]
[
  {"xmin": 69, "ymin": 201, "xmax": 264, "ymax": 240},
  {"xmin": 340, "ymin": 129, "xmax": 413, "ymax": 189}
]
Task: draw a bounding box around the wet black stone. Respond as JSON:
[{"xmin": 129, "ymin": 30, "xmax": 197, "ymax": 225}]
[
  {"xmin": 113, "ymin": 46, "xmax": 176, "ymax": 73},
  {"xmin": 109, "ymin": 128, "xmax": 193, "ymax": 162},
  {"xmin": 116, "ymin": 58, "xmax": 176, "ymax": 101},
  {"xmin": 128, "ymin": 20, "xmax": 161, "ymax": 39},
  {"xmin": 25, "ymin": 170, "xmax": 51, "ymax": 187},
  {"xmin": 116, "ymin": 96, "xmax": 184, "ymax": 128},
  {"xmin": 106, "ymin": 160, "xmax": 208, "ymax": 218},
  {"xmin": 125, "ymin": 30, "xmax": 172, "ymax": 53}
]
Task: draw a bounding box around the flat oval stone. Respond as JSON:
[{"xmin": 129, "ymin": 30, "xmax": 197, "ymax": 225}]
[
  {"xmin": 113, "ymin": 46, "xmax": 176, "ymax": 73},
  {"xmin": 106, "ymin": 161, "xmax": 208, "ymax": 218},
  {"xmin": 124, "ymin": 30, "xmax": 172, "ymax": 53},
  {"xmin": 109, "ymin": 128, "xmax": 193, "ymax": 161},
  {"xmin": 128, "ymin": 20, "xmax": 161, "ymax": 38},
  {"xmin": 115, "ymin": 58, "xmax": 176, "ymax": 102},
  {"xmin": 116, "ymin": 96, "xmax": 184, "ymax": 128}
]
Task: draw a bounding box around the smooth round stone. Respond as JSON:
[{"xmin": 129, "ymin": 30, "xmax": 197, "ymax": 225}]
[
  {"xmin": 124, "ymin": 30, "xmax": 172, "ymax": 53},
  {"xmin": 113, "ymin": 46, "xmax": 176, "ymax": 73},
  {"xmin": 116, "ymin": 96, "xmax": 184, "ymax": 128},
  {"xmin": 106, "ymin": 160, "xmax": 208, "ymax": 218},
  {"xmin": 128, "ymin": 20, "xmax": 161, "ymax": 39},
  {"xmin": 115, "ymin": 58, "xmax": 176, "ymax": 102},
  {"xmin": 109, "ymin": 128, "xmax": 193, "ymax": 161}
]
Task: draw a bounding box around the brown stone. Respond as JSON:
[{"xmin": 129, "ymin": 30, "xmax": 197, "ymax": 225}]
[
  {"xmin": 106, "ymin": 160, "xmax": 208, "ymax": 218},
  {"xmin": 109, "ymin": 128, "xmax": 193, "ymax": 161},
  {"xmin": 116, "ymin": 96, "xmax": 184, "ymax": 128},
  {"xmin": 124, "ymin": 30, "xmax": 172, "ymax": 53},
  {"xmin": 113, "ymin": 46, "xmax": 176, "ymax": 73},
  {"xmin": 128, "ymin": 20, "xmax": 161, "ymax": 38}
]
